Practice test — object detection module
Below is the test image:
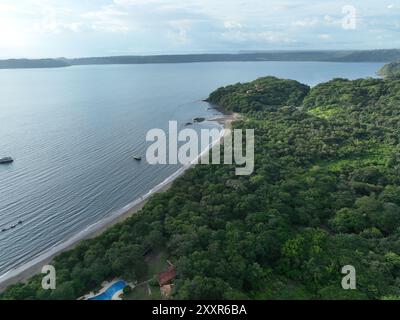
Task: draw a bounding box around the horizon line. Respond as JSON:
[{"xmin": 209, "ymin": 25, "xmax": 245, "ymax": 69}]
[{"xmin": 1, "ymin": 48, "xmax": 399, "ymax": 61}]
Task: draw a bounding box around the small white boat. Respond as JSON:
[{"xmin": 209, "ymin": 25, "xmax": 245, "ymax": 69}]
[
  {"xmin": 0, "ymin": 157, "xmax": 13, "ymax": 164},
  {"xmin": 133, "ymin": 155, "xmax": 142, "ymax": 161}
]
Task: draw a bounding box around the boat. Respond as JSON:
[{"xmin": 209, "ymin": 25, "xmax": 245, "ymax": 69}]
[
  {"xmin": 133, "ymin": 156, "xmax": 142, "ymax": 161},
  {"xmin": 193, "ymin": 117, "xmax": 206, "ymax": 123},
  {"xmin": 1, "ymin": 220, "xmax": 23, "ymax": 232},
  {"xmin": 0, "ymin": 157, "xmax": 13, "ymax": 164}
]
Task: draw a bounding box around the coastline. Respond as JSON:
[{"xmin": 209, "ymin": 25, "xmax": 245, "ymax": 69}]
[{"xmin": 0, "ymin": 110, "xmax": 237, "ymax": 293}]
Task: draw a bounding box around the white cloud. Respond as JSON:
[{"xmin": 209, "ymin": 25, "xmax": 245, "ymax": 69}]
[
  {"xmin": 0, "ymin": 18, "xmax": 26, "ymax": 47},
  {"xmin": 167, "ymin": 20, "xmax": 191, "ymax": 44},
  {"xmin": 292, "ymin": 18, "xmax": 319, "ymax": 27},
  {"xmin": 318, "ymin": 34, "xmax": 331, "ymax": 40},
  {"xmin": 221, "ymin": 30, "xmax": 296, "ymax": 44},
  {"xmin": 114, "ymin": 0, "xmax": 152, "ymax": 4},
  {"xmin": 82, "ymin": 6, "xmax": 132, "ymax": 33},
  {"xmin": 323, "ymin": 15, "xmax": 343, "ymax": 27},
  {"xmin": 0, "ymin": 0, "xmax": 399, "ymax": 57},
  {"xmin": 223, "ymin": 21, "xmax": 243, "ymax": 29}
]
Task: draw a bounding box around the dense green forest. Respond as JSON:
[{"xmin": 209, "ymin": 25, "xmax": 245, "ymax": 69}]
[
  {"xmin": 379, "ymin": 61, "xmax": 400, "ymax": 79},
  {"xmin": 2, "ymin": 72, "xmax": 400, "ymax": 300}
]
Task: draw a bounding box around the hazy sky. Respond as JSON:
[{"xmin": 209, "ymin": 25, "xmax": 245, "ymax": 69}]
[{"xmin": 0, "ymin": 0, "xmax": 399, "ymax": 58}]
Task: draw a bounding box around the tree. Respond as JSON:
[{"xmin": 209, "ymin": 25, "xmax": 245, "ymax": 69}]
[{"xmin": 330, "ymin": 208, "xmax": 367, "ymax": 234}]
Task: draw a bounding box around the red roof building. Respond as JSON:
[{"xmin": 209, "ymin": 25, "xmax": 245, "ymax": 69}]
[{"xmin": 157, "ymin": 266, "xmax": 177, "ymax": 286}]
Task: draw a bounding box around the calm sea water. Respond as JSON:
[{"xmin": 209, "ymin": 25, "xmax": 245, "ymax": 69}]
[{"xmin": 0, "ymin": 61, "xmax": 384, "ymax": 277}]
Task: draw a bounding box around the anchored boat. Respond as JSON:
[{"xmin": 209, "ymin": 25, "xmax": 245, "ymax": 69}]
[{"xmin": 0, "ymin": 157, "xmax": 13, "ymax": 164}]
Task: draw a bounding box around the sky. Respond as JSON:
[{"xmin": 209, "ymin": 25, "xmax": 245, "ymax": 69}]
[{"xmin": 0, "ymin": 0, "xmax": 399, "ymax": 58}]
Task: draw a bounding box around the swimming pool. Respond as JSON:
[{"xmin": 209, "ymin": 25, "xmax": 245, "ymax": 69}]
[{"xmin": 88, "ymin": 280, "xmax": 127, "ymax": 300}]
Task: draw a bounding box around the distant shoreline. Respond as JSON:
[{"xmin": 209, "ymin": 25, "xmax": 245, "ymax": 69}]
[
  {"xmin": 0, "ymin": 49, "xmax": 399, "ymax": 69},
  {"xmin": 0, "ymin": 110, "xmax": 236, "ymax": 293}
]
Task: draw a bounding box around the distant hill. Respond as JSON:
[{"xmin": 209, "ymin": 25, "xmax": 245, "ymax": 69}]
[
  {"xmin": 0, "ymin": 59, "xmax": 71, "ymax": 69},
  {"xmin": 2, "ymin": 49, "xmax": 400, "ymax": 69},
  {"xmin": 378, "ymin": 61, "xmax": 400, "ymax": 78},
  {"xmin": 68, "ymin": 50, "xmax": 400, "ymax": 66},
  {"xmin": 68, "ymin": 51, "xmax": 347, "ymax": 65},
  {"xmin": 330, "ymin": 49, "xmax": 400, "ymax": 62}
]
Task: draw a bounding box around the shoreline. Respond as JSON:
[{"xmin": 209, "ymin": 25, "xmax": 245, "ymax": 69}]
[{"xmin": 0, "ymin": 110, "xmax": 237, "ymax": 293}]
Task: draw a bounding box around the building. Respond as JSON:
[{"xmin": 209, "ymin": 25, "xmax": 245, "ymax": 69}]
[{"xmin": 157, "ymin": 266, "xmax": 177, "ymax": 286}]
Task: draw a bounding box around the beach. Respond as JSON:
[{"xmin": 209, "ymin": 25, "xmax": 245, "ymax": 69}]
[{"xmin": 0, "ymin": 111, "xmax": 237, "ymax": 292}]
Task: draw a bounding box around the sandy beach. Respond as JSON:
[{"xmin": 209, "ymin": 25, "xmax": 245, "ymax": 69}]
[{"xmin": 0, "ymin": 111, "xmax": 238, "ymax": 292}]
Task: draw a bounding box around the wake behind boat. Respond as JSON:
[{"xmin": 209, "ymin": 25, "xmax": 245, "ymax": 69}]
[
  {"xmin": 0, "ymin": 157, "xmax": 13, "ymax": 164},
  {"xmin": 1, "ymin": 220, "xmax": 23, "ymax": 233}
]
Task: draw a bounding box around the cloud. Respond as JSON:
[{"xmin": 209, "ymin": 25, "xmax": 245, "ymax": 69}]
[
  {"xmin": 221, "ymin": 30, "xmax": 296, "ymax": 45},
  {"xmin": 82, "ymin": 6, "xmax": 132, "ymax": 33},
  {"xmin": 292, "ymin": 18, "xmax": 319, "ymax": 27},
  {"xmin": 167, "ymin": 20, "xmax": 191, "ymax": 44},
  {"xmin": 318, "ymin": 34, "xmax": 331, "ymax": 40},
  {"xmin": 1, "ymin": 0, "xmax": 400, "ymax": 57},
  {"xmin": 223, "ymin": 21, "xmax": 243, "ymax": 29},
  {"xmin": 113, "ymin": 0, "xmax": 155, "ymax": 5}
]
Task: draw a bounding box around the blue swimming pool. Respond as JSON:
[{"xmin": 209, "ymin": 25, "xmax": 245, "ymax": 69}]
[{"xmin": 88, "ymin": 280, "xmax": 127, "ymax": 300}]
